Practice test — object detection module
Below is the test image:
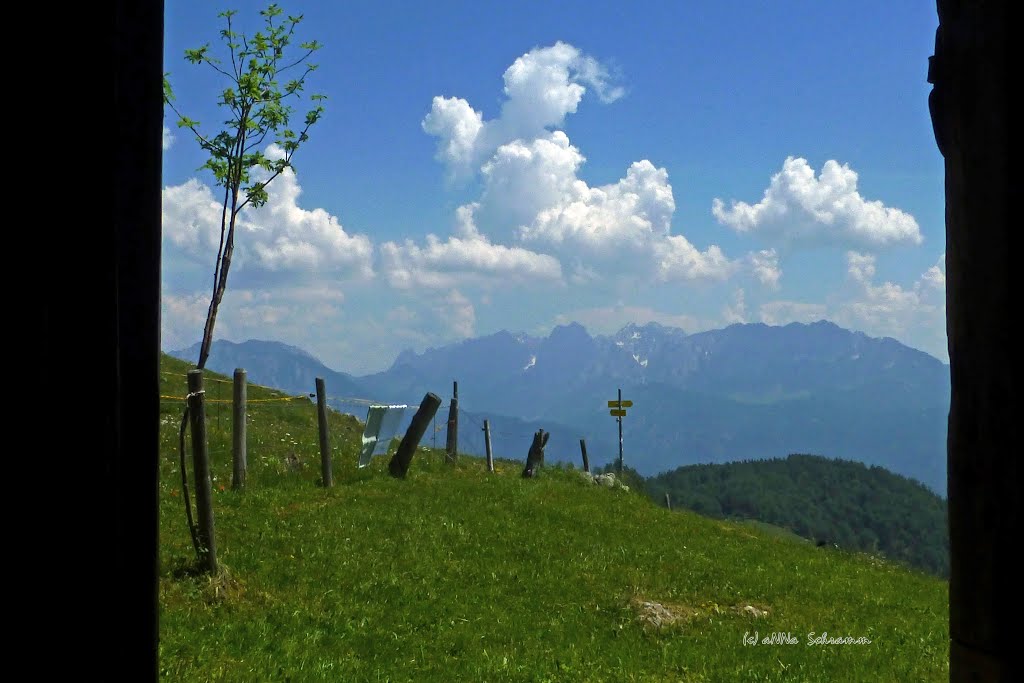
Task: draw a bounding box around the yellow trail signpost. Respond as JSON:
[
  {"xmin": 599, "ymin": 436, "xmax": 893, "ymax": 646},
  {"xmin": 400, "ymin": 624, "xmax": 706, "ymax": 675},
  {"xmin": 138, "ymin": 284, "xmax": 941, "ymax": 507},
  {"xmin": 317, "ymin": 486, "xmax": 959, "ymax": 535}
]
[{"xmin": 608, "ymin": 388, "xmax": 633, "ymax": 474}]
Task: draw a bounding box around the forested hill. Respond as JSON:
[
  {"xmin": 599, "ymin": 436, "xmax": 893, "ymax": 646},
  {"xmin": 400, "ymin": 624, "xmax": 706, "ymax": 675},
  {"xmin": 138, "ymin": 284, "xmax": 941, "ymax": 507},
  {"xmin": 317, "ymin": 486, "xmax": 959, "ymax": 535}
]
[{"xmin": 646, "ymin": 454, "xmax": 949, "ymax": 577}]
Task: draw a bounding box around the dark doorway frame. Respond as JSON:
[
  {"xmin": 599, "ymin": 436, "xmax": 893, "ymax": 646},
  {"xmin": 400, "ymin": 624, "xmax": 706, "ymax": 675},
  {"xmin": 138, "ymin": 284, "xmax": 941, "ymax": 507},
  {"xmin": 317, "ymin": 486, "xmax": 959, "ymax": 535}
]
[{"xmin": 107, "ymin": 1, "xmax": 1010, "ymax": 679}]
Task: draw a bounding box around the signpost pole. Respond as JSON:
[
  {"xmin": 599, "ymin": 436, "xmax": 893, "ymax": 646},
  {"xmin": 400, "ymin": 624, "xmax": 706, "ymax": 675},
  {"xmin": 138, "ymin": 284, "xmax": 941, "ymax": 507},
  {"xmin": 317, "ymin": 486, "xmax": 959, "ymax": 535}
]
[
  {"xmin": 607, "ymin": 392, "xmax": 632, "ymax": 476},
  {"xmin": 617, "ymin": 387, "xmax": 623, "ymax": 475}
]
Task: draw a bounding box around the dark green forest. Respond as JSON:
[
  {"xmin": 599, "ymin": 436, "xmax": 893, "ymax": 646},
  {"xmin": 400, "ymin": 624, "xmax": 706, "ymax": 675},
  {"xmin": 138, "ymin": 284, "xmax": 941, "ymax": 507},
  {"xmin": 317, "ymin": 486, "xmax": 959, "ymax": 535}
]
[{"xmin": 641, "ymin": 454, "xmax": 949, "ymax": 577}]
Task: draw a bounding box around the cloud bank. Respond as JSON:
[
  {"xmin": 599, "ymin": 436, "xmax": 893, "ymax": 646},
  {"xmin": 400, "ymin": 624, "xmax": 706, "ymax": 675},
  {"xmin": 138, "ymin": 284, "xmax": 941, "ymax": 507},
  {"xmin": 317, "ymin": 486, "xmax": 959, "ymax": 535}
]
[
  {"xmin": 162, "ymin": 156, "xmax": 373, "ymax": 284},
  {"xmin": 713, "ymin": 156, "xmax": 922, "ymax": 250},
  {"xmin": 393, "ymin": 42, "xmax": 739, "ymax": 292}
]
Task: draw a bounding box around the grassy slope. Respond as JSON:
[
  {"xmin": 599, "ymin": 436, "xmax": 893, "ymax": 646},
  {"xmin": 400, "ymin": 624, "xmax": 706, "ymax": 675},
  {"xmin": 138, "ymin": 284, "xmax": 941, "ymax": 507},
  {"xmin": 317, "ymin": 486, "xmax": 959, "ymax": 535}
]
[{"xmin": 159, "ymin": 355, "xmax": 948, "ymax": 682}]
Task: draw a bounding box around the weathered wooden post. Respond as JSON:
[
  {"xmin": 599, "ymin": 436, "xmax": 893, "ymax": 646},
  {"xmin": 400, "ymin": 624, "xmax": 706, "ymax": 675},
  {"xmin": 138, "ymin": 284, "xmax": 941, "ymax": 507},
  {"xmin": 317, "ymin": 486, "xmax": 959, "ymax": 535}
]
[
  {"xmin": 483, "ymin": 419, "xmax": 494, "ymax": 472},
  {"xmin": 389, "ymin": 392, "xmax": 442, "ymax": 478},
  {"xmin": 579, "ymin": 438, "xmax": 590, "ymax": 473},
  {"xmin": 522, "ymin": 429, "xmax": 549, "ymax": 478},
  {"xmin": 187, "ymin": 370, "xmax": 217, "ymax": 574},
  {"xmin": 665, "ymin": 492, "xmax": 671, "ymax": 510},
  {"xmin": 231, "ymin": 368, "xmax": 247, "ymax": 491},
  {"xmin": 315, "ymin": 377, "xmax": 332, "ymax": 487},
  {"xmin": 445, "ymin": 381, "xmax": 459, "ymax": 464}
]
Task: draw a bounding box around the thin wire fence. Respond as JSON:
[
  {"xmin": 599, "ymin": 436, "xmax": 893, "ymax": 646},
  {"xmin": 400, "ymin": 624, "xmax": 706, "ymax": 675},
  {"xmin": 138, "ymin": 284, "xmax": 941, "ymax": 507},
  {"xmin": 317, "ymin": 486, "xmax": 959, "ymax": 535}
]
[{"xmin": 161, "ymin": 369, "xmax": 558, "ymax": 446}]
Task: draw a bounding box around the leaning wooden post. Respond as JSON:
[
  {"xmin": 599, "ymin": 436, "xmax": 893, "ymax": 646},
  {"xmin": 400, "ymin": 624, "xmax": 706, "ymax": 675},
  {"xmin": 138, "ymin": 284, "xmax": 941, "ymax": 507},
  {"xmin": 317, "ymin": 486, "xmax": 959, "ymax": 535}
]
[
  {"xmin": 522, "ymin": 429, "xmax": 549, "ymax": 478},
  {"xmin": 187, "ymin": 370, "xmax": 217, "ymax": 574},
  {"xmin": 445, "ymin": 380, "xmax": 459, "ymax": 464},
  {"xmin": 231, "ymin": 368, "xmax": 247, "ymax": 491},
  {"xmin": 315, "ymin": 377, "xmax": 332, "ymax": 488},
  {"xmin": 389, "ymin": 393, "xmax": 442, "ymax": 478},
  {"xmin": 483, "ymin": 419, "xmax": 494, "ymax": 472},
  {"xmin": 665, "ymin": 492, "xmax": 671, "ymax": 510},
  {"xmin": 579, "ymin": 438, "xmax": 590, "ymax": 473}
]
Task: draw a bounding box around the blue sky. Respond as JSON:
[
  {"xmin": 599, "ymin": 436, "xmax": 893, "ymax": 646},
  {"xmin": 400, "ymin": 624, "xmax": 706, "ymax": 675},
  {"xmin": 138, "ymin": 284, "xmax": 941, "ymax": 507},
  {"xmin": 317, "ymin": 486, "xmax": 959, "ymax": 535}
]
[{"xmin": 162, "ymin": 0, "xmax": 946, "ymax": 373}]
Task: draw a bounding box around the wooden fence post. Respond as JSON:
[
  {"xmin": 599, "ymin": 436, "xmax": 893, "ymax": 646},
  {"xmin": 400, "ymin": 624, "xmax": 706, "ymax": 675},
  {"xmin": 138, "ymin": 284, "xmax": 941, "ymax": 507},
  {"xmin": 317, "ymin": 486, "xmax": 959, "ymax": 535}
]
[
  {"xmin": 232, "ymin": 368, "xmax": 247, "ymax": 491},
  {"xmin": 665, "ymin": 492, "xmax": 671, "ymax": 510},
  {"xmin": 389, "ymin": 392, "xmax": 442, "ymax": 478},
  {"xmin": 483, "ymin": 419, "xmax": 494, "ymax": 472},
  {"xmin": 579, "ymin": 438, "xmax": 590, "ymax": 473},
  {"xmin": 315, "ymin": 377, "xmax": 332, "ymax": 487},
  {"xmin": 187, "ymin": 370, "xmax": 217, "ymax": 574},
  {"xmin": 522, "ymin": 429, "xmax": 549, "ymax": 478},
  {"xmin": 445, "ymin": 381, "xmax": 458, "ymax": 464}
]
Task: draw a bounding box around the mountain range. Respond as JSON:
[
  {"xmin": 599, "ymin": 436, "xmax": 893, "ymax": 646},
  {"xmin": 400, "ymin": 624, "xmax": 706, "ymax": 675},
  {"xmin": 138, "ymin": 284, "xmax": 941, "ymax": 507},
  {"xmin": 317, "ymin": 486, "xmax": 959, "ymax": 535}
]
[{"xmin": 172, "ymin": 320, "xmax": 949, "ymax": 494}]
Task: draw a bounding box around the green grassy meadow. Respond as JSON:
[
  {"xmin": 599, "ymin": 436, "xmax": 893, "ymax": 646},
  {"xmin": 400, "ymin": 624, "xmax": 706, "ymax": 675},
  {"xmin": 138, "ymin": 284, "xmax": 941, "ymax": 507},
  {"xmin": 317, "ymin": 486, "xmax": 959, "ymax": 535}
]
[{"xmin": 158, "ymin": 354, "xmax": 948, "ymax": 682}]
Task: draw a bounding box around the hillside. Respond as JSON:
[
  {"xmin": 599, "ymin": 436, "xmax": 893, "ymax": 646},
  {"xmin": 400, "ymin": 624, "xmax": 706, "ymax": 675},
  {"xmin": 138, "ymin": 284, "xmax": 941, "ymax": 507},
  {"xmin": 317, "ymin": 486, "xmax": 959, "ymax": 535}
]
[
  {"xmin": 645, "ymin": 455, "xmax": 949, "ymax": 577},
  {"xmin": 172, "ymin": 320, "xmax": 949, "ymax": 493},
  {"xmin": 173, "ymin": 339, "xmax": 369, "ymax": 400},
  {"xmin": 158, "ymin": 354, "xmax": 948, "ymax": 681}
]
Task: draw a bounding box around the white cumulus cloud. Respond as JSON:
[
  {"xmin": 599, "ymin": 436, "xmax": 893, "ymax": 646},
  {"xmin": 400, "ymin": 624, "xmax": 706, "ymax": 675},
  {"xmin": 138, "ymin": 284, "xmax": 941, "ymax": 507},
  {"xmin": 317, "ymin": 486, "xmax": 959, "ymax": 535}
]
[
  {"xmin": 477, "ymin": 132, "xmax": 587, "ymax": 234},
  {"xmin": 713, "ymin": 156, "xmax": 923, "ymax": 249},
  {"xmin": 521, "ymin": 156, "xmax": 675, "ymax": 250},
  {"xmin": 422, "ymin": 41, "xmax": 623, "ymax": 177},
  {"xmin": 920, "ymin": 252, "xmax": 946, "ymax": 290},
  {"xmin": 652, "ymin": 236, "xmax": 735, "ymax": 282},
  {"xmin": 162, "ymin": 126, "xmax": 174, "ymax": 151},
  {"xmin": 162, "ymin": 152, "xmax": 374, "ymax": 284},
  {"xmin": 747, "ymin": 248, "xmax": 782, "ymax": 290},
  {"xmin": 838, "ymin": 251, "xmax": 945, "ymax": 336},
  {"xmin": 846, "ymin": 250, "xmax": 877, "ymax": 285},
  {"xmin": 409, "ymin": 42, "xmax": 740, "ymax": 290},
  {"xmin": 421, "ymin": 96, "xmax": 484, "ymax": 175},
  {"xmin": 379, "ymin": 229, "xmax": 563, "ymax": 291},
  {"xmin": 473, "ymin": 133, "xmax": 735, "ymax": 283},
  {"xmin": 752, "ymin": 251, "xmax": 947, "ymax": 359}
]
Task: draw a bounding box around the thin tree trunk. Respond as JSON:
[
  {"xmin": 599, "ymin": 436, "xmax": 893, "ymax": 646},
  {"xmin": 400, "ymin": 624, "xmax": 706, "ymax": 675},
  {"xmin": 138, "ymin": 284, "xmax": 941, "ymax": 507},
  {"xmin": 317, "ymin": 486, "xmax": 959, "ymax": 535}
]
[
  {"xmin": 196, "ymin": 118, "xmax": 248, "ymax": 370},
  {"xmin": 196, "ymin": 208, "xmax": 240, "ymax": 370}
]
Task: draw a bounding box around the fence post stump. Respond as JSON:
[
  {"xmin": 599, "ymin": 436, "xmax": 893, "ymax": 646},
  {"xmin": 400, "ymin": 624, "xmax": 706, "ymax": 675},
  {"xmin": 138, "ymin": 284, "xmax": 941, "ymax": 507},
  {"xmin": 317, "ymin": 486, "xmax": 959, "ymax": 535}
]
[
  {"xmin": 579, "ymin": 438, "xmax": 590, "ymax": 473},
  {"xmin": 315, "ymin": 377, "xmax": 332, "ymax": 487},
  {"xmin": 389, "ymin": 393, "xmax": 442, "ymax": 478},
  {"xmin": 232, "ymin": 368, "xmax": 247, "ymax": 491},
  {"xmin": 187, "ymin": 370, "xmax": 217, "ymax": 574},
  {"xmin": 445, "ymin": 381, "xmax": 459, "ymax": 464},
  {"xmin": 483, "ymin": 419, "xmax": 494, "ymax": 472},
  {"xmin": 522, "ymin": 429, "xmax": 549, "ymax": 478}
]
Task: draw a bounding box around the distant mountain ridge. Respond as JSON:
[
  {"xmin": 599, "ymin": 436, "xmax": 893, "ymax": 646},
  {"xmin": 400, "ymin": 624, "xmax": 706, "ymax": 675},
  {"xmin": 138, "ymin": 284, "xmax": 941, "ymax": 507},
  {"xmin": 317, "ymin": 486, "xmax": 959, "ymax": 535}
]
[
  {"xmin": 172, "ymin": 339, "xmax": 369, "ymax": 401},
  {"xmin": 170, "ymin": 320, "xmax": 949, "ymax": 493}
]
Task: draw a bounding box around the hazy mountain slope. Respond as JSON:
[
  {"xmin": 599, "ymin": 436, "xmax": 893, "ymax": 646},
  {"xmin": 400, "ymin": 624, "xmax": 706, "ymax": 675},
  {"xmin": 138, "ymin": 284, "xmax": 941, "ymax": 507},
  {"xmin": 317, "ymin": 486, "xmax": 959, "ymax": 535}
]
[{"xmin": 170, "ymin": 339, "xmax": 370, "ymax": 400}]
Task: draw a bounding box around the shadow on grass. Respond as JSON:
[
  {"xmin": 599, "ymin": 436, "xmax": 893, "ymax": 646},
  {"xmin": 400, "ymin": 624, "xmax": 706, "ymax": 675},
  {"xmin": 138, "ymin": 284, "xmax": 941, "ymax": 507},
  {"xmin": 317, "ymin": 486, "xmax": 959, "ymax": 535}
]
[{"xmin": 165, "ymin": 557, "xmax": 249, "ymax": 606}]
